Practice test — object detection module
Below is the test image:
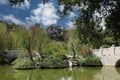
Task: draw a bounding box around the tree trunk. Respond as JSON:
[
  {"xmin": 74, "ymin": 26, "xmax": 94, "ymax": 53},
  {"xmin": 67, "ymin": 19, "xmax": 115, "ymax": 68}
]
[
  {"xmin": 28, "ymin": 37, "xmax": 34, "ymax": 61},
  {"xmin": 71, "ymin": 43, "xmax": 76, "ymax": 61}
]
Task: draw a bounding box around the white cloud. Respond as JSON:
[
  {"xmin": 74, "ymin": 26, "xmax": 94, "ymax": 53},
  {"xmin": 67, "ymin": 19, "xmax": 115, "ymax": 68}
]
[
  {"xmin": 14, "ymin": 0, "xmax": 30, "ymax": 9},
  {"xmin": 20, "ymin": 0, "xmax": 30, "ymax": 9},
  {"xmin": 94, "ymin": 11, "xmax": 106, "ymax": 30},
  {"xmin": 3, "ymin": 14, "xmax": 25, "ymax": 25},
  {"xmin": 0, "ymin": 0, "xmax": 30, "ymax": 9},
  {"xmin": 59, "ymin": 4, "xmax": 64, "ymax": 12},
  {"xmin": 26, "ymin": 2, "xmax": 59, "ymax": 26},
  {"xmin": 66, "ymin": 21, "xmax": 74, "ymax": 29},
  {"xmin": 68, "ymin": 11, "xmax": 76, "ymax": 19},
  {"xmin": 0, "ymin": 0, "xmax": 8, "ymax": 4},
  {"xmin": 100, "ymin": 18, "xmax": 106, "ymax": 30}
]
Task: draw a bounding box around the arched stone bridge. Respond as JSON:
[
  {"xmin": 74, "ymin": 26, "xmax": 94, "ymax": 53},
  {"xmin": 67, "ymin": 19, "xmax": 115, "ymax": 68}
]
[{"xmin": 92, "ymin": 45, "xmax": 120, "ymax": 66}]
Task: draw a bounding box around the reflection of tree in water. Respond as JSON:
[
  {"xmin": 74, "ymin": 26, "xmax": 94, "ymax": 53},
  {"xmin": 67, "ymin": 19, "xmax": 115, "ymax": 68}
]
[
  {"xmin": 13, "ymin": 68, "xmax": 79, "ymax": 80},
  {"xmin": 116, "ymin": 67, "xmax": 120, "ymax": 74},
  {"xmin": 8, "ymin": 67, "xmax": 102, "ymax": 80},
  {"xmin": 1, "ymin": 66, "xmax": 120, "ymax": 80},
  {"xmin": 0, "ymin": 66, "xmax": 16, "ymax": 80},
  {"xmin": 13, "ymin": 69, "xmax": 73, "ymax": 80},
  {"xmin": 79, "ymin": 67, "xmax": 102, "ymax": 80},
  {"xmin": 7, "ymin": 67, "xmax": 120, "ymax": 80},
  {"xmin": 13, "ymin": 70, "xmax": 34, "ymax": 80}
]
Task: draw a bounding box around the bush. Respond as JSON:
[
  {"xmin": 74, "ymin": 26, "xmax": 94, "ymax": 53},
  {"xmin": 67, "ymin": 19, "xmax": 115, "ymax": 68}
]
[
  {"xmin": 55, "ymin": 54, "xmax": 67, "ymax": 60},
  {"xmin": 42, "ymin": 54, "xmax": 68, "ymax": 68},
  {"xmin": 12, "ymin": 58, "xmax": 35, "ymax": 69},
  {"xmin": 40, "ymin": 41, "xmax": 67, "ymax": 56},
  {"xmin": 81, "ymin": 54, "xmax": 102, "ymax": 66},
  {"xmin": 102, "ymin": 45, "xmax": 111, "ymax": 48}
]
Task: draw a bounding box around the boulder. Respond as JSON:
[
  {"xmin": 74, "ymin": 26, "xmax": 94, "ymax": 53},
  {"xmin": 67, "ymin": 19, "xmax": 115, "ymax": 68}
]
[{"xmin": 0, "ymin": 50, "xmax": 24, "ymax": 64}]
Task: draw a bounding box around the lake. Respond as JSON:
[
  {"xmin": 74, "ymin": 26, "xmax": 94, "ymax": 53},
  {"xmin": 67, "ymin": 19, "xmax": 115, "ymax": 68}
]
[{"xmin": 0, "ymin": 66, "xmax": 120, "ymax": 80}]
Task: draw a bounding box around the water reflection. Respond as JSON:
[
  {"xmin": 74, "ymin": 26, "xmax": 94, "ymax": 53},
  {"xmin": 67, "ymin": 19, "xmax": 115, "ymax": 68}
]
[
  {"xmin": 0, "ymin": 66, "xmax": 120, "ymax": 80},
  {"xmin": 95, "ymin": 67, "xmax": 120, "ymax": 80}
]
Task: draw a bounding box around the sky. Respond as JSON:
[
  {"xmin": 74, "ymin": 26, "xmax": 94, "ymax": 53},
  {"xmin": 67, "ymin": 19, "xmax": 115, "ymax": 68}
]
[{"xmin": 0, "ymin": 0, "xmax": 79, "ymax": 29}]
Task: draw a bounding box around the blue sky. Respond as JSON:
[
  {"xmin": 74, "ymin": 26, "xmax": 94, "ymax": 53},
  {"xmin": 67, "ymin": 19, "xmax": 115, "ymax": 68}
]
[{"xmin": 0, "ymin": 0, "xmax": 79, "ymax": 29}]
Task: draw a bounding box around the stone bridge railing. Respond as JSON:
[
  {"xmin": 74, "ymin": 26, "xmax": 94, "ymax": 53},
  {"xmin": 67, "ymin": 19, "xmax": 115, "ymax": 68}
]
[{"xmin": 92, "ymin": 45, "xmax": 120, "ymax": 66}]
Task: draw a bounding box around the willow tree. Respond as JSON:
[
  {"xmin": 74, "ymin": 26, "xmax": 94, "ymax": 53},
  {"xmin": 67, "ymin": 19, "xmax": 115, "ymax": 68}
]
[
  {"xmin": 66, "ymin": 28, "xmax": 81, "ymax": 61},
  {"xmin": 6, "ymin": 25, "xmax": 29, "ymax": 50},
  {"xmin": 25, "ymin": 24, "xmax": 49, "ymax": 61},
  {"xmin": 0, "ymin": 22, "xmax": 8, "ymax": 50}
]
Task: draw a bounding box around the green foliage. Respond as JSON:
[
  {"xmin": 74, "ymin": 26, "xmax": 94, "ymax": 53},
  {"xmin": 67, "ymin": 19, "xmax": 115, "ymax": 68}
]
[
  {"xmin": 81, "ymin": 54, "xmax": 102, "ymax": 66},
  {"xmin": 9, "ymin": 26, "xmax": 29, "ymax": 49},
  {"xmin": 12, "ymin": 58, "xmax": 35, "ymax": 69},
  {"xmin": 0, "ymin": 23, "xmax": 8, "ymax": 50},
  {"xmin": 29, "ymin": 24, "xmax": 50, "ymax": 51},
  {"xmin": 42, "ymin": 54, "xmax": 68, "ymax": 68},
  {"xmin": 40, "ymin": 41, "xmax": 67, "ymax": 55},
  {"xmin": 102, "ymin": 45, "xmax": 111, "ymax": 48},
  {"xmin": 0, "ymin": 22, "xmax": 30, "ymax": 50},
  {"xmin": 102, "ymin": 35, "xmax": 115, "ymax": 48},
  {"xmin": 7, "ymin": 0, "xmax": 120, "ymax": 49},
  {"xmin": 55, "ymin": 54, "xmax": 67, "ymax": 60},
  {"xmin": 59, "ymin": 0, "xmax": 118, "ymax": 48},
  {"xmin": 104, "ymin": 6, "xmax": 120, "ymax": 46},
  {"xmin": 0, "ymin": 22, "xmax": 50, "ymax": 56},
  {"xmin": 67, "ymin": 28, "xmax": 82, "ymax": 55}
]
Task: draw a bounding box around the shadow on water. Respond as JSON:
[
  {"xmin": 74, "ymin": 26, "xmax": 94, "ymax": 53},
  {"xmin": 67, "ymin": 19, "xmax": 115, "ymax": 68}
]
[{"xmin": 1, "ymin": 66, "xmax": 120, "ymax": 80}]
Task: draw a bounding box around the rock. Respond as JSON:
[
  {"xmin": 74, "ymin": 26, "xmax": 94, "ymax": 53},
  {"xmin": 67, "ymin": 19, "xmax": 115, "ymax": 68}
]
[
  {"xmin": 35, "ymin": 62, "xmax": 43, "ymax": 69},
  {"xmin": 0, "ymin": 50, "xmax": 25, "ymax": 64}
]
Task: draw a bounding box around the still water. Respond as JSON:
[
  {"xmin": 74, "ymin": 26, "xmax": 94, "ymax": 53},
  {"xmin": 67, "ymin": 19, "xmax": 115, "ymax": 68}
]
[{"xmin": 0, "ymin": 66, "xmax": 120, "ymax": 80}]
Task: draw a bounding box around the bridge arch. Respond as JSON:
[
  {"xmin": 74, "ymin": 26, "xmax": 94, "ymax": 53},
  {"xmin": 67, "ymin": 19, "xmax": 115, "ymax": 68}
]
[
  {"xmin": 93, "ymin": 46, "xmax": 120, "ymax": 66},
  {"xmin": 115, "ymin": 59, "xmax": 120, "ymax": 67}
]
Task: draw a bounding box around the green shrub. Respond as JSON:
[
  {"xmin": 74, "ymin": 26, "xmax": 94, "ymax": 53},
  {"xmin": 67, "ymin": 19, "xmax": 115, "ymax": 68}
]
[
  {"xmin": 12, "ymin": 58, "xmax": 35, "ymax": 69},
  {"xmin": 55, "ymin": 54, "xmax": 67, "ymax": 60},
  {"xmin": 40, "ymin": 41, "xmax": 67, "ymax": 56},
  {"xmin": 102, "ymin": 45, "xmax": 111, "ymax": 48},
  {"xmin": 81, "ymin": 54, "xmax": 102, "ymax": 66},
  {"xmin": 42, "ymin": 54, "xmax": 68, "ymax": 68}
]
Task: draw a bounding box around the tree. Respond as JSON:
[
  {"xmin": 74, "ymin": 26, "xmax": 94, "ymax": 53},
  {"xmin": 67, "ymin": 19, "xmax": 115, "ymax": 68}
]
[
  {"xmin": 7, "ymin": 0, "xmax": 120, "ymax": 47},
  {"xmin": 30, "ymin": 24, "xmax": 49, "ymax": 51},
  {"xmin": 0, "ymin": 22, "xmax": 8, "ymax": 50},
  {"xmin": 46, "ymin": 25, "xmax": 65, "ymax": 41},
  {"xmin": 59, "ymin": 0, "xmax": 120, "ymax": 48},
  {"xmin": 66, "ymin": 28, "xmax": 82, "ymax": 60},
  {"xmin": 104, "ymin": 5, "xmax": 120, "ymax": 46},
  {"xmin": 0, "ymin": 20, "xmax": 51, "ymax": 61},
  {"xmin": 26, "ymin": 24, "xmax": 50, "ymax": 61},
  {"xmin": 7, "ymin": 25, "xmax": 29, "ymax": 50},
  {"xmin": 9, "ymin": 0, "xmax": 48, "ymax": 6},
  {"xmin": 9, "ymin": 0, "xmax": 25, "ymax": 6}
]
